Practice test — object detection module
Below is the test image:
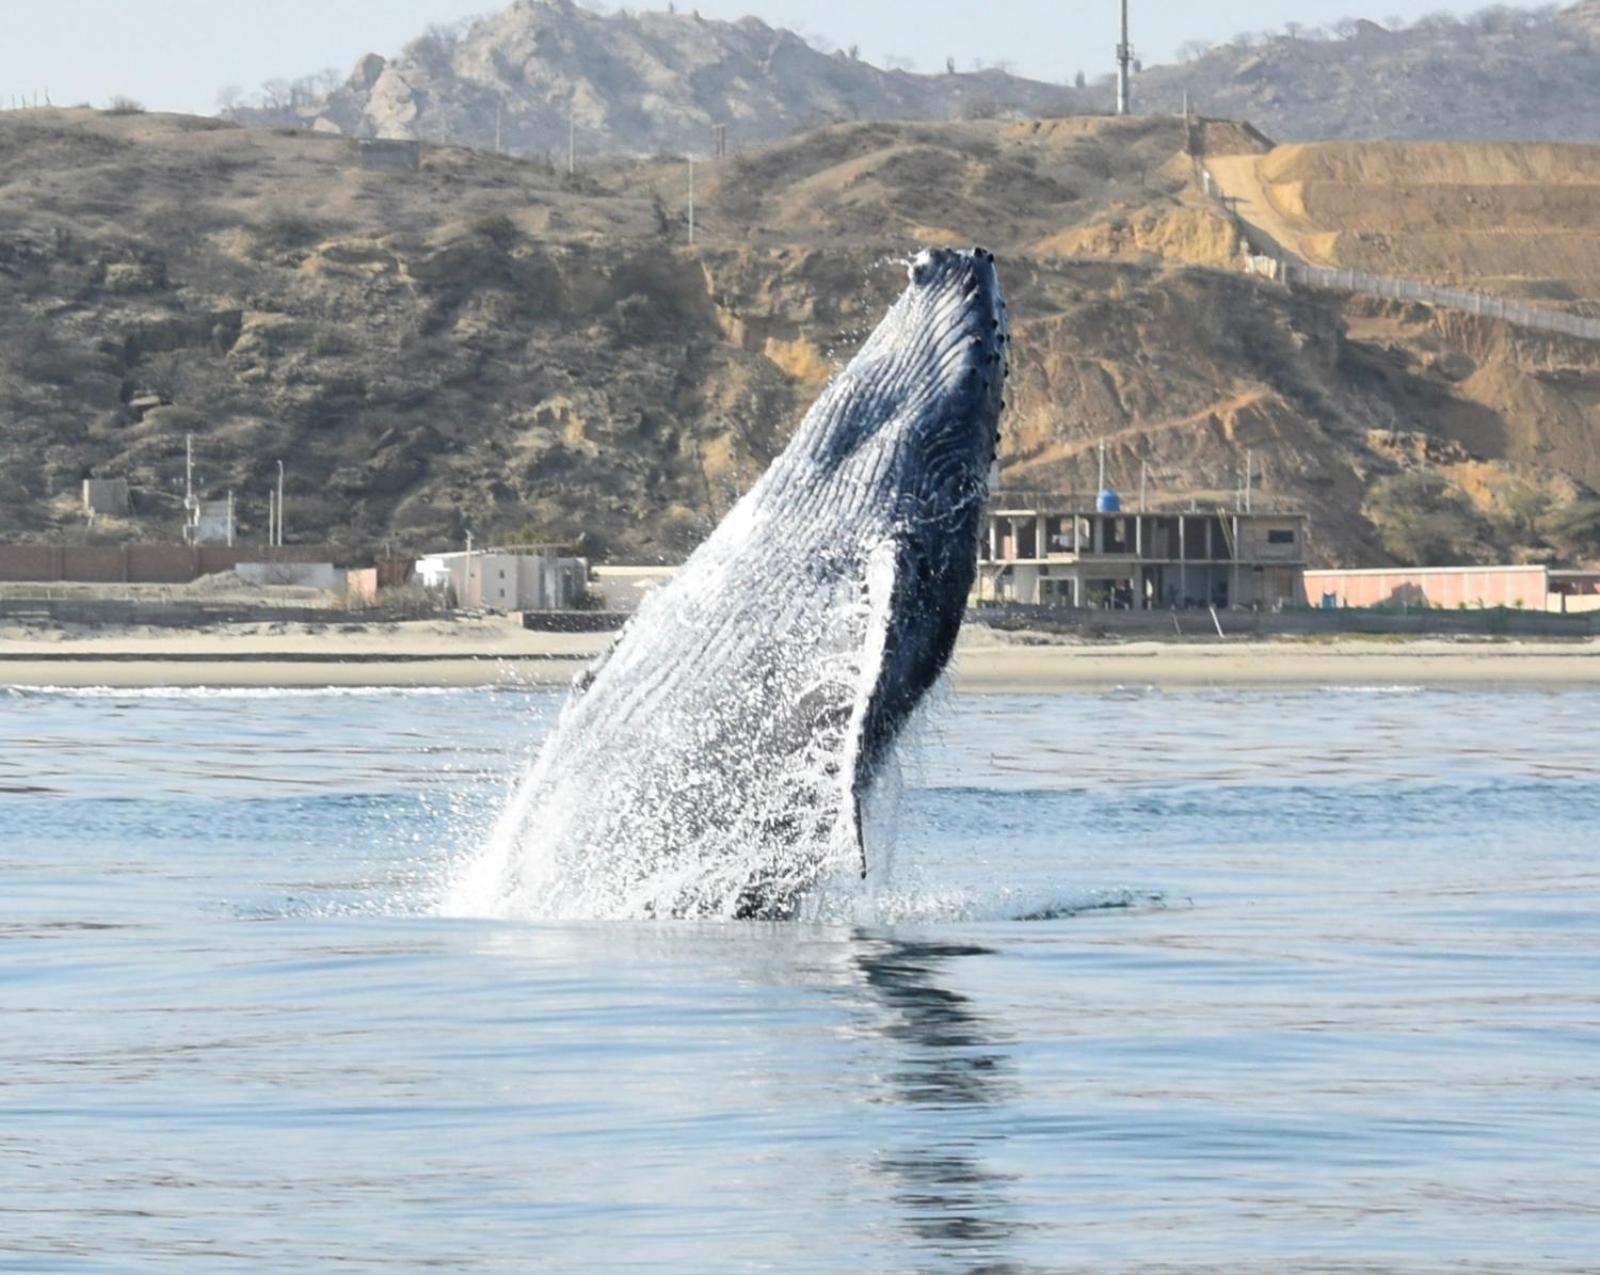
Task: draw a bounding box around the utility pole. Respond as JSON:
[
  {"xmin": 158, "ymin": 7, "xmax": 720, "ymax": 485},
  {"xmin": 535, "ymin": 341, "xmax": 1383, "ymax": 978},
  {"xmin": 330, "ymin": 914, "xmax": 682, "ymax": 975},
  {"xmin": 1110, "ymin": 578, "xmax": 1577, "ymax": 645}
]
[
  {"xmin": 276, "ymin": 460, "xmax": 285, "ymax": 548},
  {"xmin": 1115, "ymin": 0, "xmax": 1133, "ymax": 117},
  {"xmin": 1245, "ymin": 448, "xmax": 1254, "ymax": 514},
  {"xmin": 1097, "ymin": 439, "xmax": 1107, "ymax": 493},
  {"xmin": 267, "ymin": 489, "xmax": 275, "ymax": 548},
  {"xmin": 687, "ymin": 155, "xmax": 695, "ymax": 246},
  {"xmin": 226, "ymin": 490, "xmax": 235, "ymax": 547},
  {"xmin": 1139, "ymin": 460, "xmax": 1148, "ymax": 511},
  {"xmin": 183, "ymin": 433, "xmax": 196, "ymax": 545}
]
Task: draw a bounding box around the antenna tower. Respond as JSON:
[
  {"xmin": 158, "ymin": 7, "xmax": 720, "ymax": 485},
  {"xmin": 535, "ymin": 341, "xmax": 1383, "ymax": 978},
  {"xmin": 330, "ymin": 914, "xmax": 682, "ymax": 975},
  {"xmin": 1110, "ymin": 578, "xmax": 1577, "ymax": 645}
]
[{"xmin": 1116, "ymin": 0, "xmax": 1133, "ymax": 116}]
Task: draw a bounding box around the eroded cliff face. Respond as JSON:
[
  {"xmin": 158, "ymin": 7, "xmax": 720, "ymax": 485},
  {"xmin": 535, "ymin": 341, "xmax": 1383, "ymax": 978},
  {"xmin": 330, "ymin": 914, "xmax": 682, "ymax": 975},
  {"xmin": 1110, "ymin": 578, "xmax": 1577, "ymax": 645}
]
[{"xmin": 3, "ymin": 109, "xmax": 1598, "ymax": 566}]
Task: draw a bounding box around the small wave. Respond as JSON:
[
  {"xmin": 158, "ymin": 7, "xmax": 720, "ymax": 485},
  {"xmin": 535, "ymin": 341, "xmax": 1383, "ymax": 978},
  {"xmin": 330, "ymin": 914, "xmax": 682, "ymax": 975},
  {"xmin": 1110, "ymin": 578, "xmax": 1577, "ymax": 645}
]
[
  {"xmin": 0, "ymin": 684, "xmax": 528, "ymax": 701},
  {"xmin": 800, "ymin": 883, "xmax": 1171, "ymax": 925},
  {"xmin": 1320, "ymin": 684, "xmax": 1428, "ymax": 696}
]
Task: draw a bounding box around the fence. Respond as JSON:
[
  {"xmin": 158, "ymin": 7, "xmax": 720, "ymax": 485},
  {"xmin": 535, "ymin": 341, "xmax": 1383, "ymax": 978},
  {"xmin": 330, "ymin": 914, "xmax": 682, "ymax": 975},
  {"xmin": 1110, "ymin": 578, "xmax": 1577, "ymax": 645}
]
[
  {"xmin": 0, "ymin": 543, "xmax": 334, "ymax": 584},
  {"xmin": 1198, "ymin": 165, "xmax": 1600, "ymax": 343},
  {"xmin": 971, "ymin": 602, "xmax": 1600, "ymax": 640},
  {"xmin": 1283, "ymin": 263, "xmax": 1600, "ymax": 341}
]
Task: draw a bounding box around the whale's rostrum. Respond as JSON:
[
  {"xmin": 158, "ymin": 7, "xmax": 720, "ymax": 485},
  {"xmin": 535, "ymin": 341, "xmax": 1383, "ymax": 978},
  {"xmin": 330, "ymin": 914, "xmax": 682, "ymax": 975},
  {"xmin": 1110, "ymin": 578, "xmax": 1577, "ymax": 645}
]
[{"xmin": 451, "ymin": 247, "xmax": 1008, "ymax": 920}]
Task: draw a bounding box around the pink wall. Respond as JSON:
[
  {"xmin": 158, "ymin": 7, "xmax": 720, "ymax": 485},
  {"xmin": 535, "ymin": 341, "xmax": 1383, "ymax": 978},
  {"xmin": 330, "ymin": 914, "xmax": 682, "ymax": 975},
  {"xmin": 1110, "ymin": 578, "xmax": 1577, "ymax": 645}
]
[{"xmin": 1305, "ymin": 567, "xmax": 1548, "ymax": 609}]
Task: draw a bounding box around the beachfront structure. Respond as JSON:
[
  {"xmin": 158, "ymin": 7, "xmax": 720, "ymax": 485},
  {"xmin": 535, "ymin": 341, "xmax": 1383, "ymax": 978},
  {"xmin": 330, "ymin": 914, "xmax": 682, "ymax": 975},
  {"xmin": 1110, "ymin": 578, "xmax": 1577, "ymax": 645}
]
[
  {"xmin": 1306, "ymin": 564, "xmax": 1600, "ymax": 613},
  {"xmin": 977, "ymin": 499, "xmax": 1308, "ymax": 610},
  {"xmin": 589, "ymin": 565, "xmax": 677, "ymax": 613},
  {"xmin": 415, "ymin": 548, "xmax": 587, "ymax": 612}
]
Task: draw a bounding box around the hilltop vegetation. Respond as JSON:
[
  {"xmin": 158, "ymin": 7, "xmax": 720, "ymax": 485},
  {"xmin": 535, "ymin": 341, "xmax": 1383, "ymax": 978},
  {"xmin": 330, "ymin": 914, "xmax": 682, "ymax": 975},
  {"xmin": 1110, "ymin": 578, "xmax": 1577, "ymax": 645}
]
[
  {"xmin": 223, "ymin": 0, "xmax": 1078, "ymax": 159},
  {"xmin": 1134, "ymin": 2, "xmax": 1600, "ymax": 143},
  {"xmin": 3, "ymin": 107, "xmax": 1600, "ymax": 568}
]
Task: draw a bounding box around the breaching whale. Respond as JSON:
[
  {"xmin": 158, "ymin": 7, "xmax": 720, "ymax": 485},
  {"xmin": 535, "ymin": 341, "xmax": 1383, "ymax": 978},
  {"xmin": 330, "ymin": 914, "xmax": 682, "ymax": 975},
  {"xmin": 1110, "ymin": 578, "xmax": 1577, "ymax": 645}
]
[{"xmin": 454, "ymin": 247, "xmax": 1008, "ymax": 920}]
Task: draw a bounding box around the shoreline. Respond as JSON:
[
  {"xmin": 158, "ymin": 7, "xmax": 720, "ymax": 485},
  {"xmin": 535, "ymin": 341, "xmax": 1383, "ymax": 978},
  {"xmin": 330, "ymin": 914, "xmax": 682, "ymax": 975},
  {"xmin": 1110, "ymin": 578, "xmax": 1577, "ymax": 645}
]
[{"xmin": 4, "ymin": 620, "xmax": 1599, "ymax": 690}]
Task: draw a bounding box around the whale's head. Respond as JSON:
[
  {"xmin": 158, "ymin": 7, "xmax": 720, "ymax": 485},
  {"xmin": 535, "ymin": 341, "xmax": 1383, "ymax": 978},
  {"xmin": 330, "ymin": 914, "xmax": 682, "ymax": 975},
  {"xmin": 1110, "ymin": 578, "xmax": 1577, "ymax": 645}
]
[{"xmin": 794, "ymin": 246, "xmax": 1007, "ymax": 530}]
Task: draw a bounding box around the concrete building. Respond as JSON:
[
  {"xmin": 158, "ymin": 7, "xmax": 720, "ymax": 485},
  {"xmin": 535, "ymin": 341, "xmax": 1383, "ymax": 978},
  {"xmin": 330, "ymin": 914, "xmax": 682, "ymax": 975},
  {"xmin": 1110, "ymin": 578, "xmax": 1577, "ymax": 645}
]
[
  {"xmin": 978, "ymin": 500, "xmax": 1308, "ymax": 610},
  {"xmin": 235, "ymin": 561, "xmax": 344, "ymax": 592},
  {"xmin": 1550, "ymin": 569, "xmax": 1600, "ymax": 611},
  {"xmin": 415, "ymin": 548, "xmax": 588, "ymax": 612},
  {"xmin": 81, "ymin": 479, "xmax": 130, "ymax": 517},
  {"xmin": 355, "ymin": 138, "xmax": 421, "ymax": 172},
  {"xmin": 187, "ymin": 497, "xmax": 235, "ymax": 546},
  {"xmin": 1307, "ymin": 564, "xmax": 1600, "ymax": 613}
]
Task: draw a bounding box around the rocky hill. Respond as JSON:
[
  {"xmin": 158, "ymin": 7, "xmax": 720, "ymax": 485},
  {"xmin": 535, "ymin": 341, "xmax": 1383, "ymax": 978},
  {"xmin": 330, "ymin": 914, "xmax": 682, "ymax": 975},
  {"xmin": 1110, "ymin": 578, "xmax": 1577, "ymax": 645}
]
[
  {"xmin": 226, "ymin": 1, "xmax": 1600, "ymax": 156},
  {"xmin": 1129, "ymin": 2, "xmax": 1600, "ymax": 143},
  {"xmin": 224, "ymin": 0, "xmax": 1079, "ymax": 159},
  {"xmin": 4, "ymin": 107, "xmax": 1600, "ymax": 570}
]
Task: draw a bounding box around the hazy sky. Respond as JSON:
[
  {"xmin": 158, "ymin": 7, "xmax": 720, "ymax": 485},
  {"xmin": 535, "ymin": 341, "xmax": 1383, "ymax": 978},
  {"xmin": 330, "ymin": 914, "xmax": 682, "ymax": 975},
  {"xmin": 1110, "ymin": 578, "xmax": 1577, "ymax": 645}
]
[{"xmin": 0, "ymin": 0, "xmax": 1550, "ymax": 116}]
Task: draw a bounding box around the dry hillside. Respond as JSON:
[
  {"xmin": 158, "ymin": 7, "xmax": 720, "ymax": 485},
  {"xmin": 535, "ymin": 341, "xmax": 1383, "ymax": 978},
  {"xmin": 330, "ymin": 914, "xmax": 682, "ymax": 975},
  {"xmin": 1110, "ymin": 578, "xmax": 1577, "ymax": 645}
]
[
  {"xmin": 3, "ymin": 106, "xmax": 1600, "ymax": 569},
  {"xmin": 1214, "ymin": 142, "xmax": 1600, "ymax": 309}
]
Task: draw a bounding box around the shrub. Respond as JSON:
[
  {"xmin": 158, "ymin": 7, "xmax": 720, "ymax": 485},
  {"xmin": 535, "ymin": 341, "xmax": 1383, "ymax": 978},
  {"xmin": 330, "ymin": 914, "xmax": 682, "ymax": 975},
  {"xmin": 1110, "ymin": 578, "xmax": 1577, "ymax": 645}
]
[
  {"xmin": 1543, "ymin": 499, "xmax": 1600, "ymax": 559},
  {"xmin": 471, "ymin": 213, "xmax": 520, "ymax": 252},
  {"xmin": 256, "ymin": 209, "xmax": 323, "ymax": 251},
  {"xmin": 105, "ymin": 95, "xmax": 146, "ymax": 115},
  {"xmin": 1364, "ymin": 470, "xmax": 1482, "ymax": 566}
]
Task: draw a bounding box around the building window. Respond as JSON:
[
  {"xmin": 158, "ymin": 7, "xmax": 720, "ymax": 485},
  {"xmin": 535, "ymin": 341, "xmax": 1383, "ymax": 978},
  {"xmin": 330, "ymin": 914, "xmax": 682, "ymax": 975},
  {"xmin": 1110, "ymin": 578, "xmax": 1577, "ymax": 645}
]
[{"xmin": 1267, "ymin": 530, "xmax": 1296, "ymax": 545}]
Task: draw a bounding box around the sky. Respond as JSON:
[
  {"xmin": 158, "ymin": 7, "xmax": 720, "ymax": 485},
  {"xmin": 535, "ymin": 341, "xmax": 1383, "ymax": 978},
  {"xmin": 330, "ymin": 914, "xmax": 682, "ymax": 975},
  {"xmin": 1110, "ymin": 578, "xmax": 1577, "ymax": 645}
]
[{"xmin": 0, "ymin": 0, "xmax": 1556, "ymax": 116}]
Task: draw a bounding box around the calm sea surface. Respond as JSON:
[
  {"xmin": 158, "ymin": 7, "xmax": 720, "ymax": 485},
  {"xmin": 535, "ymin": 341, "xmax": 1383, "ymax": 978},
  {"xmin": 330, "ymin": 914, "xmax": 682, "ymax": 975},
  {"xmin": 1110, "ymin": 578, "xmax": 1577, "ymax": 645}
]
[{"xmin": 2, "ymin": 682, "xmax": 1598, "ymax": 1273}]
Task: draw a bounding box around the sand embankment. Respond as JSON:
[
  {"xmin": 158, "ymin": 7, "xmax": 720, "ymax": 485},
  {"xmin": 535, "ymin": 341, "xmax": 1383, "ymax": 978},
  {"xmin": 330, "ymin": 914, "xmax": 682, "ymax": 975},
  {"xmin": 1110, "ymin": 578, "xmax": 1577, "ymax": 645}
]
[
  {"xmin": 1211, "ymin": 141, "xmax": 1600, "ymax": 300},
  {"xmin": 4, "ymin": 618, "xmax": 1599, "ymax": 691}
]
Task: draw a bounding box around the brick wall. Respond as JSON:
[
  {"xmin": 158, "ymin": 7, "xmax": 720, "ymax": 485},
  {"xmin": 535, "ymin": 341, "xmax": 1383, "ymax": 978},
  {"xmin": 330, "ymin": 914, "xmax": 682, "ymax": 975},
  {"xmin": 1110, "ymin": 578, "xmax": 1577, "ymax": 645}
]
[{"xmin": 0, "ymin": 544, "xmax": 336, "ymax": 584}]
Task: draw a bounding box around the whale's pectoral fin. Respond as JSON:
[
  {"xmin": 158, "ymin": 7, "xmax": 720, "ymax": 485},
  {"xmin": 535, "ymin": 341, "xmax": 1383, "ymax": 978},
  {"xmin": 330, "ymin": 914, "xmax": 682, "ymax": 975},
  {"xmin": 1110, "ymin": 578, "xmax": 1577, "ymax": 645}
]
[
  {"xmin": 841, "ymin": 540, "xmax": 904, "ymax": 879},
  {"xmin": 853, "ymin": 790, "xmax": 867, "ymax": 878},
  {"xmin": 847, "ymin": 532, "xmax": 970, "ymax": 878}
]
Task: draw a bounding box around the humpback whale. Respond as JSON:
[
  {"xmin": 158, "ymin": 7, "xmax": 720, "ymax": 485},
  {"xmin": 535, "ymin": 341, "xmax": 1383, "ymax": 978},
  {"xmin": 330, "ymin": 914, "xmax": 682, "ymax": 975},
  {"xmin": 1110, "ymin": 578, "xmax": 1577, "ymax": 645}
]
[{"xmin": 456, "ymin": 247, "xmax": 1008, "ymax": 920}]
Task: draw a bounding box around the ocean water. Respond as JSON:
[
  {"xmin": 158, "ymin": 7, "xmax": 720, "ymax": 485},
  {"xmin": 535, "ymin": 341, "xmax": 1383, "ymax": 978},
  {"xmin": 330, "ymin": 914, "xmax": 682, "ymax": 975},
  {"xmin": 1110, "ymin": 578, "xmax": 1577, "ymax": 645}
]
[{"xmin": 2, "ymin": 682, "xmax": 1598, "ymax": 1273}]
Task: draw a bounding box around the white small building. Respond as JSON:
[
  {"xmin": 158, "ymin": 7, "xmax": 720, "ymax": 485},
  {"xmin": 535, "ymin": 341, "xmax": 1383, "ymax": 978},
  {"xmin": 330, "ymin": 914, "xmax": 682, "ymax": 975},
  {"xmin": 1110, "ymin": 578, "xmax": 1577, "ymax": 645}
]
[
  {"xmin": 415, "ymin": 548, "xmax": 588, "ymax": 611},
  {"xmin": 188, "ymin": 497, "xmax": 236, "ymax": 546}
]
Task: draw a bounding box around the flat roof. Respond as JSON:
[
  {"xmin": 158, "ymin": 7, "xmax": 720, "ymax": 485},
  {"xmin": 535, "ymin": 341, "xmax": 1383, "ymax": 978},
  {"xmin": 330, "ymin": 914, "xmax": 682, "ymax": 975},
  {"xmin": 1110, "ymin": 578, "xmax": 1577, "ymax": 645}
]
[
  {"xmin": 1305, "ymin": 564, "xmax": 1547, "ymax": 577},
  {"xmin": 989, "ymin": 507, "xmax": 1307, "ymax": 518}
]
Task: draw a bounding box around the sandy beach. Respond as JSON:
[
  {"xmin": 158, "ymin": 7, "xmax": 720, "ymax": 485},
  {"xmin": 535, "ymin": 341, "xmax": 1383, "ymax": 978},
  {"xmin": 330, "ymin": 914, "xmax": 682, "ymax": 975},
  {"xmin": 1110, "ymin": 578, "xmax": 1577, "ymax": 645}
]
[{"xmin": 4, "ymin": 617, "xmax": 1600, "ymax": 690}]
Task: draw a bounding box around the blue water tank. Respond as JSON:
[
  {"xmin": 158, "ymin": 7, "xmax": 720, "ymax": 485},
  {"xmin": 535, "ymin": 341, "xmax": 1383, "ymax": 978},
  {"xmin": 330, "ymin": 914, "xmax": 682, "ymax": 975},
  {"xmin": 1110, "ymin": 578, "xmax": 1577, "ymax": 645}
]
[{"xmin": 1096, "ymin": 487, "xmax": 1122, "ymax": 513}]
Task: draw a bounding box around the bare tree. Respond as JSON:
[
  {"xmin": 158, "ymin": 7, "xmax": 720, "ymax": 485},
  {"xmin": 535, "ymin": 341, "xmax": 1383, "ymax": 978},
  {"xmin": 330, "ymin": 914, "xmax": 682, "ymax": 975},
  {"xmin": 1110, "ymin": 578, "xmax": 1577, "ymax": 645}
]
[{"xmin": 259, "ymin": 79, "xmax": 292, "ymax": 111}]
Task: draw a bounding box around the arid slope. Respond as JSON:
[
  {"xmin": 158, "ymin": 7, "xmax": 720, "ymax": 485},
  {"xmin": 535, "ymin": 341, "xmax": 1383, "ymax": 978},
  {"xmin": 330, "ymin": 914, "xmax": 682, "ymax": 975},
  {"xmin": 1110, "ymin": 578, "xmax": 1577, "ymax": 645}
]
[{"xmin": 3, "ymin": 107, "xmax": 1600, "ymax": 569}]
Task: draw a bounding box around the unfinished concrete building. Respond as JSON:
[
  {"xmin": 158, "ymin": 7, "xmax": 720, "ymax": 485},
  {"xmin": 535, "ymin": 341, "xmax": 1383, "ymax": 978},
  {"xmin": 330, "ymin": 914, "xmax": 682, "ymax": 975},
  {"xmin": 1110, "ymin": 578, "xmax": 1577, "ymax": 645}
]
[{"xmin": 977, "ymin": 500, "xmax": 1308, "ymax": 610}]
